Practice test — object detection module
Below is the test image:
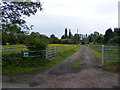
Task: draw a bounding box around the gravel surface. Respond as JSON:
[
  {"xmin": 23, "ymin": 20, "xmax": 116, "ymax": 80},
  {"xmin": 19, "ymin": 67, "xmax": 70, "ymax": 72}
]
[{"xmin": 2, "ymin": 46, "xmax": 119, "ymax": 88}]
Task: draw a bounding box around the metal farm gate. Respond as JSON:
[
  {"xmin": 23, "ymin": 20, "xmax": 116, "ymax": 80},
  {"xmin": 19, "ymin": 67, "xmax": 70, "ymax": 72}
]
[
  {"xmin": 2, "ymin": 45, "xmax": 58, "ymax": 61},
  {"xmin": 102, "ymin": 45, "xmax": 120, "ymax": 64}
]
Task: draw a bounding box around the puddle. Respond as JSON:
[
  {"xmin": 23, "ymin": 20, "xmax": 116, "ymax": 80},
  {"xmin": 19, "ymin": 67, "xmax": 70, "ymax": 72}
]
[{"xmin": 28, "ymin": 82, "xmax": 40, "ymax": 87}]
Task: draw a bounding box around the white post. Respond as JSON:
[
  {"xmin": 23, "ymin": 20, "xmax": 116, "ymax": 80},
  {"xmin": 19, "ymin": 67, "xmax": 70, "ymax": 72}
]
[
  {"xmin": 56, "ymin": 46, "xmax": 57, "ymax": 56},
  {"xmin": 52, "ymin": 47, "xmax": 54, "ymax": 58},
  {"xmin": 102, "ymin": 45, "xmax": 104, "ymax": 64},
  {"xmin": 46, "ymin": 45, "xmax": 48, "ymax": 58}
]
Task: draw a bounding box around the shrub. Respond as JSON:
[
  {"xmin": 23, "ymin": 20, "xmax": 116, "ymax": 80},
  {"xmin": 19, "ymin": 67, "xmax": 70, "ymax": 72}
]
[{"xmin": 26, "ymin": 33, "xmax": 49, "ymax": 58}]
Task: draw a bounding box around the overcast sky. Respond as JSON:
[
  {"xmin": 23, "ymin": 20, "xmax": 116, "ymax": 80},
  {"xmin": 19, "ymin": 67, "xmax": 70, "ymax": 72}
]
[{"xmin": 25, "ymin": 0, "xmax": 119, "ymax": 38}]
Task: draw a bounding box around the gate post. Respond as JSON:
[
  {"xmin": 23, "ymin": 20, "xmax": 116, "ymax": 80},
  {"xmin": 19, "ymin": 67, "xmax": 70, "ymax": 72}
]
[
  {"xmin": 46, "ymin": 45, "xmax": 48, "ymax": 58},
  {"xmin": 102, "ymin": 45, "xmax": 104, "ymax": 64},
  {"xmin": 56, "ymin": 46, "xmax": 58, "ymax": 56}
]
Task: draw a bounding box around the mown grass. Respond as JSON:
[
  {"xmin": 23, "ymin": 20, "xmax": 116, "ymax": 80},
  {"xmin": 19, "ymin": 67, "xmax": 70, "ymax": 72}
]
[{"xmin": 2, "ymin": 44, "xmax": 79, "ymax": 74}]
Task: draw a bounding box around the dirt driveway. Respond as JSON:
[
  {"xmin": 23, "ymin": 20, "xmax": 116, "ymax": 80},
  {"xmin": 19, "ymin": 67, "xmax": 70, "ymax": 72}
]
[{"xmin": 2, "ymin": 46, "xmax": 119, "ymax": 88}]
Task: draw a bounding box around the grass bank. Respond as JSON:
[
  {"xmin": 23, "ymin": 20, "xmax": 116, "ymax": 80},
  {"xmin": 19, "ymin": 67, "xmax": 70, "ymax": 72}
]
[{"xmin": 3, "ymin": 44, "xmax": 79, "ymax": 74}]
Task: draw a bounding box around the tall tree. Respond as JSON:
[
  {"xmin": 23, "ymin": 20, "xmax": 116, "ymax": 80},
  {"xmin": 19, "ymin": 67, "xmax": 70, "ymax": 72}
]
[
  {"xmin": 69, "ymin": 29, "xmax": 72, "ymax": 39},
  {"xmin": 65, "ymin": 28, "xmax": 67, "ymax": 39},
  {"xmin": 85, "ymin": 34, "xmax": 88, "ymax": 38}
]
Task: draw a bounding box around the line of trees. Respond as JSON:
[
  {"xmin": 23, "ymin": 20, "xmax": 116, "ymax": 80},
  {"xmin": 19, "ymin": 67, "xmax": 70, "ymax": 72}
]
[
  {"xmin": 87, "ymin": 28, "xmax": 120, "ymax": 45},
  {"xmin": 60, "ymin": 28, "xmax": 81, "ymax": 44},
  {"xmin": 2, "ymin": 27, "xmax": 120, "ymax": 46},
  {"xmin": 104, "ymin": 28, "xmax": 120, "ymax": 45},
  {"xmin": 59, "ymin": 27, "xmax": 120, "ymax": 45},
  {"xmin": 61, "ymin": 28, "xmax": 73, "ymax": 39}
]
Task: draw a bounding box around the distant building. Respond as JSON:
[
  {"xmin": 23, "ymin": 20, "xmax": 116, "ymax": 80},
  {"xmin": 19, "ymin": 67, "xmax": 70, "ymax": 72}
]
[{"xmin": 61, "ymin": 39, "xmax": 72, "ymax": 41}]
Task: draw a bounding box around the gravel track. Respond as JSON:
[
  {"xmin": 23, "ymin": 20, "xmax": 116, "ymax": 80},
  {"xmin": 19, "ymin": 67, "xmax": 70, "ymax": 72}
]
[{"xmin": 2, "ymin": 46, "xmax": 119, "ymax": 88}]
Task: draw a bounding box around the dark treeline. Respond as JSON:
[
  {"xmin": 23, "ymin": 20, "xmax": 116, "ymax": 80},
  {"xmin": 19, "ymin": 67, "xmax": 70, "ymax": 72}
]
[
  {"xmin": 60, "ymin": 27, "xmax": 120, "ymax": 45},
  {"xmin": 88, "ymin": 28, "xmax": 120, "ymax": 45},
  {"xmin": 2, "ymin": 27, "xmax": 120, "ymax": 46}
]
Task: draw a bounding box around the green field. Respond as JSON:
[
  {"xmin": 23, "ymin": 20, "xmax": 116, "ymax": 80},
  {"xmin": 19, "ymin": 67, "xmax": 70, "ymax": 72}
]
[
  {"xmin": 2, "ymin": 44, "xmax": 27, "ymax": 54},
  {"xmin": 2, "ymin": 44, "xmax": 79, "ymax": 74}
]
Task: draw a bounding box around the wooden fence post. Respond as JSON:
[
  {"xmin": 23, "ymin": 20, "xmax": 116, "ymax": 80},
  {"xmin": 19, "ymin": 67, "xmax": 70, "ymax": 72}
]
[
  {"xmin": 102, "ymin": 45, "xmax": 104, "ymax": 65},
  {"xmin": 46, "ymin": 45, "xmax": 48, "ymax": 58}
]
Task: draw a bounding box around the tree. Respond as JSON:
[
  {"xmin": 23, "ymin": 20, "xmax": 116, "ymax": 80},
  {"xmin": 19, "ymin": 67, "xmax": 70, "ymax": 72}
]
[
  {"xmin": 107, "ymin": 28, "xmax": 120, "ymax": 45},
  {"xmin": 26, "ymin": 32, "xmax": 49, "ymax": 57},
  {"xmin": 69, "ymin": 29, "xmax": 73, "ymax": 39},
  {"xmin": 94, "ymin": 31, "xmax": 99, "ymax": 36},
  {"xmin": 72, "ymin": 34, "xmax": 80, "ymax": 44},
  {"xmin": 17, "ymin": 32, "xmax": 28, "ymax": 44},
  {"xmin": 104, "ymin": 28, "xmax": 113, "ymax": 44},
  {"xmin": 108, "ymin": 36, "xmax": 120, "ymax": 45},
  {"xmin": 2, "ymin": 31, "xmax": 9, "ymax": 45},
  {"xmin": 88, "ymin": 32, "xmax": 104, "ymax": 44},
  {"xmin": 65, "ymin": 28, "xmax": 68, "ymax": 39},
  {"xmin": 85, "ymin": 34, "xmax": 88, "ymax": 38},
  {"xmin": 81, "ymin": 38, "xmax": 88, "ymax": 45},
  {"xmin": 1, "ymin": 0, "xmax": 42, "ymax": 31},
  {"xmin": 88, "ymin": 33, "xmax": 94, "ymax": 43},
  {"xmin": 95, "ymin": 34, "xmax": 104, "ymax": 44},
  {"xmin": 1, "ymin": 0, "xmax": 42, "ymax": 45},
  {"xmin": 61, "ymin": 35, "xmax": 65, "ymax": 39},
  {"xmin": 93, "ymin": 31, "xmax": 99, "ymax": 44},
  {"xmin": 50, "ymin": 34, "xmax": 59, "ymax": 44}
]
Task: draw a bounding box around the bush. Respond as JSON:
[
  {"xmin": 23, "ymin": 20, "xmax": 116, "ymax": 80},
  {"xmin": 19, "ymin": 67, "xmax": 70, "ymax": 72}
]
[{"xmin": 26, "ymin": 32, "xmax": 49, "ymax": 58}]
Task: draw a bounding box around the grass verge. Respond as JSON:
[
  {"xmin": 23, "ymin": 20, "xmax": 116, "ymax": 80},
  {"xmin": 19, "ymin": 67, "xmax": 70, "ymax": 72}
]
[
  {"xmin": 88, "ymin": 46, "xmax": 102, "ymax": 64},
  {"xmin": 88, "ymin": 45, "xmax": 120, "ymax": 73}
]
